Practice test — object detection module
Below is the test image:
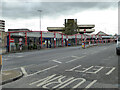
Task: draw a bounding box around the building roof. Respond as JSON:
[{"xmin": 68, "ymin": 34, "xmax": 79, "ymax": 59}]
[
  {"xmin": 77, "ymin": 24, "xmax": 95, "ymax": 28},
  {"xmin": 0, "ymin": 20, "xmax": 5, "ymax": 31},
  {"xmin": 8, "ymin": 28, "xmax": 30, "ymax": 32},
  {"xmin": 96, "ymin": 31, "xmax": 109, "ymax": 36},
  {"xmin": 47, "ymin": 27, "xmax": 65, "ymax": 31},
  {"xmin": 77, "ymin": 29, "xmax": 95, "ymax": 33}
]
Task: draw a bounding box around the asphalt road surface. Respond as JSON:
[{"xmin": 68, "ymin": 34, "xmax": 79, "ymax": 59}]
[{"xmin": 2, "ymin": 44, "xmax": 119, "ymax": 89}]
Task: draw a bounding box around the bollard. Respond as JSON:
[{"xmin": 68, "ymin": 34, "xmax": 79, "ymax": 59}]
[
  {"xmin": 93, "ymin": 40, "xmax": 94, "ymax": 46},
  {"xmin": 89, "ymin": 41, "xmax": 90, "ymax": 47},
  {"xmin": 82, "ymin": 41, "xmax": 85, "ymax": 49}
]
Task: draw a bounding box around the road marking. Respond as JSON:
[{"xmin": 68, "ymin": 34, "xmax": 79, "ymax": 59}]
[
  {"xmin": 26, "ymin": 65, "xmax": 58, "ymax": 77},
  {"xmin": 52, "ymin": 60, "xmax": 62, "ymax": 64},
  {"xmin": 106, "ymin": 67, "xmax": 116, "ymax": 75},
  {"xmin": 30, "ymin": 74, "xmax": 86, "ymax": 89},
  {"xmin": 65, "ymin": 65, "xmax": 81, "ymax": 71},
  {"xmin": 85, "ymin": 80, "xmax": 97, "ymax": 89},
  {"xmin": 3, "ymin": 64, "xmax": 35, "ymax": 71},
  {"xmin": 75, "ymin": 66, "xmax": 94, "ymax": 73},
  {"xmin": 65, "ymin": 55, "xmax": 86, "ymax": 63},
  {"xmin": 17, "ymin": 56, "xmax": 24, "ymax": 58},
  {"xmin": 86, "ymin": 66, "xmax": 104, "ymax": 74},
  {"xmin": 3, "ymin": 58, "xmax": 8, "ymax": 61},
  {"xmin": 15, "ymin": 53, "xmax": 23, "ymax": 54},
  {"xmin": 29, "ymin": 74, "xmax": 57, "ymax": 85},
  {"xmin": 20, "ymin": 67, "xmax": 28, "ymax": 76},
  {"xmin": 52, "ymin": 77, "xmax": 74, "ymax": 88},
  {"xmin": 71, "ymin": 56, "xmax": 79, "ymax": 58},
  {"xmin": 59, "ymin": 77, "xmax": 86, "ymax": 88}
]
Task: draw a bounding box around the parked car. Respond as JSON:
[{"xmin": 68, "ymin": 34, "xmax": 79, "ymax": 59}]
[{"xmin": 116, "ymin": 36, "xmax": 120, "ymax": 55}]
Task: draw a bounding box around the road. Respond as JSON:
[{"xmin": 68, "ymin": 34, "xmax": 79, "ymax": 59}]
[{"xmin": 2, "ymin": 44, "xmax": 119, "ymax": 89}]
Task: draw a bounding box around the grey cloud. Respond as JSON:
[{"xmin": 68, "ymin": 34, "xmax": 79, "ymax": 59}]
[{"xmin": 2, "ymin": 2, "xmax": 118, "ymax": 19}]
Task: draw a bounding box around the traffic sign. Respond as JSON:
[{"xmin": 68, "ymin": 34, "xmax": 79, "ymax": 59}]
[
  {"xmin": 10, "ymin": 38, "xmax": 14, "ymax": 43},
  {"xmin": 19, "ymin": 38, "xmax": 22, "ymax": 45},
  {"xmin": 54, "ymin": 38, "xmax": 56, "ymax": 41},
  {"xmin": 19, "ymin": 42, "xmax": 22, "ymax": 45},
  {"xmin": 19, "ymin": 38, "xmax": 22, "ymax": 42}
]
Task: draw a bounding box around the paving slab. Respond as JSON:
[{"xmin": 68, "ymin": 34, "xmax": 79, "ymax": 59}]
[{"xmin": 0, "ymin": 70, "xmax": 23, "ymax": 85}]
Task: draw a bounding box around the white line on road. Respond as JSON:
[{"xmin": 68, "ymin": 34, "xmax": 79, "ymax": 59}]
[
  {"xmin": 85, "ymin": 80, "xmax": 97, "ymax": 89},
  {"xmin": 17, "ymin": 56, "xmax": 24, "ymax": 58},
  {"xmin": 3, "ymin": 64, "xmax": 35, "ymax": 71},
  {"xmin": 26, "ymin": 65, "xmax": 58, "ymax": 77},
  {"xmin": 3, "ymin": 58, "xmax": 8, "ymax": 61},
  {"xmin": 15, "ymin": 53, "xmax": 23, "ymax": 54},
  {"xmin": 52, "ymin": 60, "xmax": 62, "ymax": 64},
  {"xmin": 65, "ymin": 55, "xmax": 86, "ymax": 63},
  {"xmin": 65, "ymin": 65, "xmax": 81, "ymax": 71},
  {"xmin": 20, "ymin": 67, "xmax": 28, "ymax": 76},
  {"xmin": 86, "ymin": 66, "xmax": 104, "ymax": 74},
  {"xmin": 75, "ymin": 66, "xmax": 94, "ymax": 73},
  {"xmin": 106, "ymin": 67, "xmax": 116, "ymax": 75},
  {"xmin": 71, "ymin": 56, "xmax": 79, "ymax": 58}
]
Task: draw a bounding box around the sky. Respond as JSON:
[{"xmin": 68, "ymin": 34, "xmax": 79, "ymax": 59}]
[{"xmin": 0, "ymin": 0, "xmax": 119, "ymax": 35}]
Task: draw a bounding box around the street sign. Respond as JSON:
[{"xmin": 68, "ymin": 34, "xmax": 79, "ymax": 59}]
[
  {"xmin": 19, "ymin": 38, "xmax": 22, "ymax": 45},
  {"xmin": 19, "ymin": 42, "xmax": 22, "ymax": 45},
  {"xmin": 54, "ymin": 38, "xmax": 56, "ymax": 41},
  {"xmin": 19, "ymin": 38, "xmax": 22, "ymax": 42},
  {"xmin": 10, "ymin": 38, "xmax": 14, "ymax": 43}
]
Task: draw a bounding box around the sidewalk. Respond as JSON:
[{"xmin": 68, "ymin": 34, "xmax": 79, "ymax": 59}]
[
  {"xmin": 0, "ymin": 48, "xmax": 6, "ymax": 54},
  {"xmin": 0, "ymin": 69, "xmax": 23, "ymax": 85}
]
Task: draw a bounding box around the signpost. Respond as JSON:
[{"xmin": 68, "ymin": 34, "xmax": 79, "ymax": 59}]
[
  {"xmin": 54, "ymin": 32, "xmax": 56, "ymax": 48},
  {"xmin": 19, "ymin": 38, "xmax": 22, "ymax": 51}
]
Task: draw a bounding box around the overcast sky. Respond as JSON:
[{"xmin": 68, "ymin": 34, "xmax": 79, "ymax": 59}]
[{"xmin": 0, "ymin": 0, "xmax": 119, "ymax": 35}]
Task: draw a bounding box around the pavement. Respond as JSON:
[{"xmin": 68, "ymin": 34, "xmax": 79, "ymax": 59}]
[
  {"xmin": 1, "ymin": 69, "xmax": 23, "ymax": 85},
  {"xmin": 0, "ymin": 48, "xmax": 6, "ymax": 54},
  {"xmin": 1, "ymin": 43, "xmax": 117, "ymax": 88}
]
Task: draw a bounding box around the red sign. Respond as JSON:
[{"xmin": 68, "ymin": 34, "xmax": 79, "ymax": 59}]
[
  {"xmin": 19, "ymin": 38, "xmax": 22, "ymax": 45},
  {"xmin": 19, "ymin": 38, "xmax": 22, "ymax": 42},
  {"xmin": 10, "ymin": 38, "xmax": 14, "ymax": 43}
]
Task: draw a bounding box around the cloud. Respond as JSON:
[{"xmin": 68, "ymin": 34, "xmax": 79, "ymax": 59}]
[{"xmin": 1, "ymin": 1, "xmax": 118, "ymax": 19}]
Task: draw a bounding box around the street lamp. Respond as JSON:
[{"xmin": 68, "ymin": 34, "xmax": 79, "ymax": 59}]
[{"xmin": 37, "ymin": 10, "xmax": 42, "ymax": 31}]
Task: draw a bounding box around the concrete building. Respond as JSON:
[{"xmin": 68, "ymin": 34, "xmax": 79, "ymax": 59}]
[
  {"xmin": 0, "ymin": 20, "xmax": 5, "ymax": 31},
  {"xmin": 77, "ymin": 24, "xmax": 95, "ymax": 33},
  {"xmin": 0, "ymin": 20, "xmax": 7, "ymax": 53},
  {"xmin": 8, "ymin": 28, "xmax": 31, "ymax": 32},
  {"xmin": 47, "ymin": 19, "xmax": 95, "ymax": 34}
]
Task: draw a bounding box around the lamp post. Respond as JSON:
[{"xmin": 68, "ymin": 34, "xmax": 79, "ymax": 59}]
[{"xmin": 38, "ymin": 10, "xmax": 42, "ymax": 31}]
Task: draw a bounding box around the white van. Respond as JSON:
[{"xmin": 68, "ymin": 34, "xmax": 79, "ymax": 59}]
[{"xmin": 116, "ymin": 36, "xmax": 120, "ymax": 55}]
